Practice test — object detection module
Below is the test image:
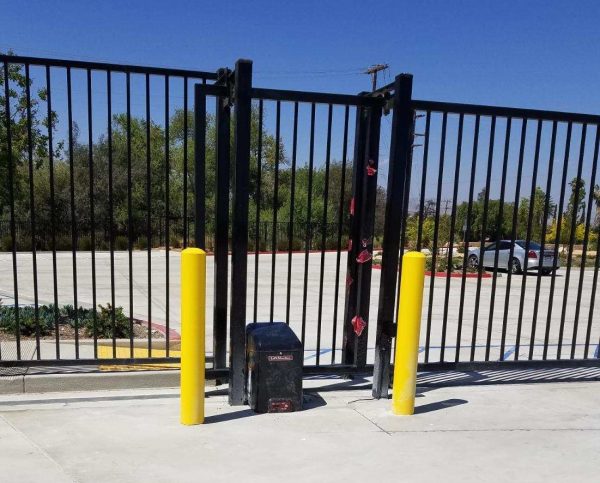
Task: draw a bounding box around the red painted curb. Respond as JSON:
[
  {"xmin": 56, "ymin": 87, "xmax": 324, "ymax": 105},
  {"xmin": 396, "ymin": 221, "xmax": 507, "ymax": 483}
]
[
  {"xmin": 173, "ymin": 249, "xmax": 345, "ymax": 256},
  {"xmin": 424, "ymin": 271, "xmax": 492, "ymax": 279},
  {"xmin": 143, "ymin": 321, "xmax": 180, "ymax": 341},
  {"xmin": 372, "ymin": 264, "xmax": 491, "ymax": 278}
]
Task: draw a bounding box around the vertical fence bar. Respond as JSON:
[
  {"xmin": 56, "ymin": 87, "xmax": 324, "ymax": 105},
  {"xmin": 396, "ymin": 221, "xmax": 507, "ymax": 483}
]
[
  {"xmin": 301, "ymin": 103, "xmax": 316, "ymax": 346},
  {"xmin": 455, "ymin": 115, "xmax": 480, "ymax": 361},
  {"xmin": 253, "ymin": 100, "xmax": 263, "ymax": 323},
  {"xmin": 285, "ymin": 102, "xmax": 299, "ymax": 325},
  {"xmin": 45, "ymin": 66, "xmax": 60, "ymax": 359},
  {"xmin": 269, "ymin": 101, "xmax": 281, "ymax": 323},
  {"xmin": 87, "ymin": 69, "xmax": 98, "ymax": 357},
  {"xmin": 214, "ymin": 89, "xmax": 230, "ymax": 369},
  {"xmin": 416, "ymin": 112, "xmax": 431, "ymax": 251},
  {"xmin": 572, "ymin": 126, "xmax": 599, "ymax": 359},
  {"xmin": 194, "ymin": 83, "xmax": 206, "ymax": 249},
  {"xmin": 373, "ymin": 74, "xmax": 413, "ymax": 398},
  {"xmin": 342, "ymin": 105, "xmax": 368, "ymax": 365},
  {"xmin": 315, "ymin": 104, "xmax": 333, "ymax": 365},
  {"xmin": 229, "ymin": 59, "xmax": 252, "ymax": 405},
  {"xmin": 500, "ymin": 120, "xmax": 527, "ymax": 359},
  {"xmin": 165, "ymin": 75, "xmax": 171, "ymax": 356},
  {"xmin": 107, "ymin": 71, "xmax": 117, "ymax": 358},
  {"xmin": 558, "ymin": 124, "xmax": 587, "ymax": 359},
  {"xmin": 425, "ymin": 112, "xmax": 447, "ymax": 363},
  {"xmin": 485, "ymin": 118, "xmax": 512, "ymax": 361},
  {"xmin": 470, "ymin": 116, "xmax": 495, "ymax": 361},
  {"xmin": 183, "ymin": 77, "xmax": 189, "ymax": 248},
  {"xmin": 543, "ymin": 123, "xmax": 572, "ymax": 358},
  {"xmin": 25, "ymin": 64, "xmax": 41, "ymax": 358},
  {"xmin": 514, "ymin": 120, "xmax": 542, "ymax": 360},
  {"xmin": 3, "ymin": 61, "xmax": 20, "ymax": 359},
  {"xmin": 145, "ymin": 73, "xmax": 152, "ymax": 356},
  {"xmin": 394, "ymin": 111, "xmax": 415, "ymax": 341},
  {"xmin": 331, "ymin": 105, "xmax": 350, "ymax": 364},
  {"xmin": 586, "ymin": 247, "xmax": 600, "ymax": 356},
  {"xmin": 126, "ymin": 72, "xmax": 134, "ymax": 357},
  {"xmin": 529, "ymin": 121, "xmax": 557, "ymax": 360},
  {"xmin": 584, "ymin": 128, "xmax": 600, "ymax": 359},
  {"xmin": 66, "ymin": 67, "xmax": 79, "ymax": 358},
  {"xmin": 440, "ymin": 113, "xmax": 463, "ymax": 362}
]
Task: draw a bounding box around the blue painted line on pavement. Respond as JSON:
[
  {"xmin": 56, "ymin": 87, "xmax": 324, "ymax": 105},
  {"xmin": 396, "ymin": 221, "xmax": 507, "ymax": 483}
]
[
  {"xmin": 501, "ymin": 346, "xmax": 516, "ymax": 361},
  {"xmin": 304, "ymin": 348, "xmax": 333, "ymax": 361}
]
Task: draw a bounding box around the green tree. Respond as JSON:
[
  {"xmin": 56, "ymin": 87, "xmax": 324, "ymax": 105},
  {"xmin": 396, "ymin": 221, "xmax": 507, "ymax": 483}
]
[
  {"xmin": 1, "ymin": 53, "xmax": 60, "ymax": 228},
  {"xmin": 517, "ymin": 186, "xmax": 550, "ymax": 241}
]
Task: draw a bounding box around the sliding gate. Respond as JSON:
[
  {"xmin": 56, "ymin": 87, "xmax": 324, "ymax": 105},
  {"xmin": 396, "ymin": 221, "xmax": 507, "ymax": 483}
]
[{"xmin": 193, "ymin": 61, "xmax": 402, "ymax": 403}]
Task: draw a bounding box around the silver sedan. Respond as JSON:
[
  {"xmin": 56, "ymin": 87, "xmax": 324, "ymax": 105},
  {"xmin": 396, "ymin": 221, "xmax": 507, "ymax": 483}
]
[{"xmin": 468, "ymin": 240, "xmax": 560, "ymax": 275}]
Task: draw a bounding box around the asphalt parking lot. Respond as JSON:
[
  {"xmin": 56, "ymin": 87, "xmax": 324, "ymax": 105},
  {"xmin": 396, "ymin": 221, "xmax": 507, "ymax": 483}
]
[{"xmin": 1, "ymin": 251, "xmax": 598, "ymax": 362}]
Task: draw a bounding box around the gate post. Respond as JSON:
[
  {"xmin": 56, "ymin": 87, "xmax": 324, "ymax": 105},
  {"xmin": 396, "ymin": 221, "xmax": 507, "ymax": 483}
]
[
  {"xmin": 372, "ymin": 74, "xmax": 414, "ymax": 398},
  {"xmin": 213, "ymin": 69, "xmax": 231, "ymax": 371},
  {"xmin": 229, "ymin": 59, "xmax": 253, "ymax": 405},
  {"xmin": 342, "ymin": 101, "xmax": 382, "ymax": 368},
  {"xmin": 373, "ymin": 74, "xmax": 413, "ymax": 399}
]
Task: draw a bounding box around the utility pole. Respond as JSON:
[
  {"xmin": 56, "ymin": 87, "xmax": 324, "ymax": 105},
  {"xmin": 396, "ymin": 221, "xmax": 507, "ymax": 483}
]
[
  {"xmin": 442, "ymin": 199, "xmax": 452, "ymax": 215},
  {"xmin": 365, "ymin": 64, "xmax": 389, "ymax": 91}
]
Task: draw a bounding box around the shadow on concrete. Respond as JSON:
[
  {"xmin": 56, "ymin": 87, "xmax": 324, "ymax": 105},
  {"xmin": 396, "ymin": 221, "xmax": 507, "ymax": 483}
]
[
  {"xmin": 414, "ymin": 398, "xmax": 468, "ymax": 414},
  {"xmin": 205, "ymin": 408, "xmax": 257, "ymax": 424},
  {"xmin": 304, "ymin": 375, "xmax": 371, "ymax": 392},
  {"xmin": 204, "ymin": 394, "xmax": 326, "ymax": 423},
  {"xmin": 303, "ymin": 392, "xmax": 327, "ymax": 409},
  {"xmin": 417, "ymin": 366, "xmax": 600, "ymax": 387}
]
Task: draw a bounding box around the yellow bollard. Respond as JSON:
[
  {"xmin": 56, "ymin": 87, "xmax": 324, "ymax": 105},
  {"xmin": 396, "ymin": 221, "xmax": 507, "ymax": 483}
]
[
  {"xmin": 180, "ymin": 248, "xmax": 206, "ymax": 425},
  {"xmin": 392, "ymin": 251, "xmax": 426, "ymax": 415}
]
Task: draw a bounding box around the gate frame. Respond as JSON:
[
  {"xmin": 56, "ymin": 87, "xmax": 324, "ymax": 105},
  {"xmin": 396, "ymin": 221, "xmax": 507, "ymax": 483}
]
[{"xmin": 372, "ymin": 73, "xmax": 414, "ymax": 399}]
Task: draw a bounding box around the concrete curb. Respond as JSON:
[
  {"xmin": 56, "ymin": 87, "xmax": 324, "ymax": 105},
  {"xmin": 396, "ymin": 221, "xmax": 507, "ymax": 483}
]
[{"xmin": 1, "ymin": 370, "xmax": 183, "ymax": 394}]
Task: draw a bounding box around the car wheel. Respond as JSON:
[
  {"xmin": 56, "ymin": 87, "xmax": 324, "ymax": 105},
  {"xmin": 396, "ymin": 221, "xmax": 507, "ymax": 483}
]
[
  {"xmin": 468, "ymin": 254, "xmax": 478, "ymax": 269},
  {"xmin": 542, "ymin": 269, "xmax": 554, "ymax": 276},
  {"xmin": 511, "ymin": 257, "xmax": 522, "ymax": 275}
]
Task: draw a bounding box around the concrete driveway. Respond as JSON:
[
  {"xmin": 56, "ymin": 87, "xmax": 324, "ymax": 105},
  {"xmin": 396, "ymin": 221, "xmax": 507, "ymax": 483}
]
[{"xmin": 0, "ymin": 379, "xmax": 599, "ymax": 482}]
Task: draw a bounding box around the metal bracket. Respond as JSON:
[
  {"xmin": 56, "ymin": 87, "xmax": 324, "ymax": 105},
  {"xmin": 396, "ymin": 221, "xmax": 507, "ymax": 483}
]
[{"xmin": 216, "ymin": 67, "xmax": 234, "ymax": 105}]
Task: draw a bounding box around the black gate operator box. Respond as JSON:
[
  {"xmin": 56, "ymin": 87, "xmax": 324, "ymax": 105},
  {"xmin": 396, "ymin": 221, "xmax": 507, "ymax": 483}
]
[{"xmin": 245, "ymin": 322, "xmax": 303, "ymax": 413}]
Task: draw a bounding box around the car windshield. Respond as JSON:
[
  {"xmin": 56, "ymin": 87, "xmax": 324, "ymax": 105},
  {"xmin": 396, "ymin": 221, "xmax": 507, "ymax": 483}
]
[{"xmin": 516, "ymin": 241, "xmax": 542, "ymax": 250}]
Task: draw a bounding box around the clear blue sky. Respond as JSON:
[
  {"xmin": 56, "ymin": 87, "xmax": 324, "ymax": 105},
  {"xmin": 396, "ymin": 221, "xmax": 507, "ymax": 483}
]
[
  {"xmin": 3, "ymin": 0, "xmax": 600, "ymax": 206},
  {"xmin": 3, "ymin": 0, "xmax": 600, "ymax": 111}
]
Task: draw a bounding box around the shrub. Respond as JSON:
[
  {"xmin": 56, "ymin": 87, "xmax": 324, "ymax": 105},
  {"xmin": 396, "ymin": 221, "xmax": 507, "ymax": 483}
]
[
  {"xmin": 169, "ymin": 235, "xmax": 182, "ymax": 249},
  {"xmin": 115, "ymin": 235, "xmax": 129, "ymax": 251},
  {"xmin": 0, "ymin": 303, "xmax": 130, "ymax": 338},
  {"xmin": 0, "ymin": 235, "xmax": 12, "ymax": 252},
  {"xmin": 425, "ymin": 255, "xmax": 464, "ymax": 273},
  {"xmin": 134, "ymin": 237, "xmax": 148, "ymax": 250},
  {"xmin": 277, "ymin": 237, "xmax": 289, "ymax": 251},
  {"xmin": 78, "ymin": 236, "xmax": 93, "ymax": 251},
  {"xmin": 0, "ymin": 305, "xmax": 54, "ymax": 336},
  {"xmin": 82, "ymin": 303, "xmax": 132, "ymax": 339},
  {"xmin": 54, "ymin": 235, "xmax": 73, "ymax": 251}
]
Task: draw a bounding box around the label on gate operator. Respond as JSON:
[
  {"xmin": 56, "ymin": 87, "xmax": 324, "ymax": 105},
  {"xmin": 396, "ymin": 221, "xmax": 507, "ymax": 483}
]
[{"xmin": 268, "ymin": 354, "xmax": 294, "ymax": 362}]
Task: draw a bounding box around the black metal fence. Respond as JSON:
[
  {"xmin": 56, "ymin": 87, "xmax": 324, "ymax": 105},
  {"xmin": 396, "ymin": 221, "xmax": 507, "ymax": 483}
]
[
  {"xmin": 0, "ymin": 54, "xmax": 216, "ymax": 369},
  {"xmin": 2, "ymin": 54, "xmax": 599, "ymax": 398},
  {"xmin": 369, "ymin": 95, "xmax": 600, "ymax": 394}
]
